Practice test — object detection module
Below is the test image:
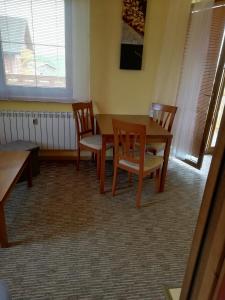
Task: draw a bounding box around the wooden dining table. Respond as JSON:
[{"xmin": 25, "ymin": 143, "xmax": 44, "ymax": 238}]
[{"xmin": 96, "ymin": 114, "xmax": 173, "ymax": 194}]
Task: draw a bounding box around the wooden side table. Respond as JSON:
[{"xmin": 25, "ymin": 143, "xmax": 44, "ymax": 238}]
[{"xmin": 0, "ymin": 151, "xmax": 32, "ymax": 248}]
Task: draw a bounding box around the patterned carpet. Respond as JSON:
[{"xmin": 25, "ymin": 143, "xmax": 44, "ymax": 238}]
[{"xmin": 0, "ymin": 159, "xmax": 208, "ymax": 300}]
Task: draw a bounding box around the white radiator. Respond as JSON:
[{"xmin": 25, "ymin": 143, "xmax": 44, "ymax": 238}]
[{"xmin": 0, "ymin": 111, "xmax": 77, "ymax": 150}]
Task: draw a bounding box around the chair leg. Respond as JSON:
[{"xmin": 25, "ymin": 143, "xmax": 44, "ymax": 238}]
[
  {"xmin": 150, "ymin": 171, "xmax": 154, "ymax": 179},
  {"xmin": 112, "ymin": 146, "xmax": 115, "ymax": 160},
  {"xmin": 76, "ymin": 147, "xmax": 80, "ymax": 171},
  {"xmin": 92, "ymin": 152, "xmax": 95, "ymax": 161},
  {"xmin": 96, "ymin": 151, "xmax": 101, "ymax": 179},
  {"xmin": 112, "ymin": 165, "xmax": 118, "ymax": 196},
  {"xmin": 136, "ymin": 175, "xmax": 143, "ymax": 208},
  {"xmin": 155, "ymin": 168, "xmax": 161, "ymax": 192},
  {"xmin": 128, "ymin": 172, "xmax": 132, "ymax": 184}
]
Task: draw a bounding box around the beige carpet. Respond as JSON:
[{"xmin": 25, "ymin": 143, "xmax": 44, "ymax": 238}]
[{"xmin": 0, "ymin": 158, "xmax": 208, "ymax": 299}]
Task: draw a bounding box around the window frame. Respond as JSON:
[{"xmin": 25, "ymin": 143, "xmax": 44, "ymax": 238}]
[{"xmin": 0, "ymin": 0, "xmax": 73, "ymax": 103}]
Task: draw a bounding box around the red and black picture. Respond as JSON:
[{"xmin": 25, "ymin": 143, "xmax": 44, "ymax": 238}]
[{"xmin": 120, "ymin": 0, "xmax": 147, "ymax": 70}]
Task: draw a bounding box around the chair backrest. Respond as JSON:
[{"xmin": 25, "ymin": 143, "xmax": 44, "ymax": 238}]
[
  {"xmin": 72, "ymin": 101, "xmax": 94, "ymax": 140},
  {"xmin": 151, "ymin": 103, "xmax": 177, "ymax": 132},
  {"xmin": 112, "ymin": 119, "xmax": 146, "ymax": 171}
]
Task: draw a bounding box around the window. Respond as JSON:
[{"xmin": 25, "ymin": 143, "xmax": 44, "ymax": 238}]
[{"xmin": 0, "ymin": 0, "xmax": 73, "ymax": 101}]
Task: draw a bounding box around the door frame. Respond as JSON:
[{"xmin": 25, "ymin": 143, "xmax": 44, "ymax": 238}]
[
  {"xmin": 205, "ymin": 68, "xmax": 225, "ymax": 154},
  {"xmin": 180, "ymin": 106, "xmax": 225, "ymax": 299}
]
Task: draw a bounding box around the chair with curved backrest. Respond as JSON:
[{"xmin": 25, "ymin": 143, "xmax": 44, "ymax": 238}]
[
  {"xmin": 112, "ymin": 119, "xmax": 163, "ymax": 208},
  {"xmin": 147, "ymin": 103, "xmax": 177, "ymax": 155},
  {"xmin": 72, "ymin": 101, "xmax": 102, "ymax": 177}
]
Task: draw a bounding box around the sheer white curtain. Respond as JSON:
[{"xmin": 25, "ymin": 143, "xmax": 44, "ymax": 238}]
[
  {"xmin": 172, "ymin": 0, "xmax": 214, "ymax": 160},
  {"xmin": 0, "ymin": 0, "xmax": 90, "ymax": 102},
  {"xmin": 152, "ymin": 0, "xmax": 191, "ymax": 106},
  {"xmin": 71, "ymin": 0, "xmax": 90, "ymax": 101}
]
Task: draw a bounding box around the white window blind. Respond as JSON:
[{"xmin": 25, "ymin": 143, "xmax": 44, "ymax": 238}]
[
  {"xmin": 0, "ymin": 0, "xmax": 90, "ymax": 102},
  {"xmin": 0, "ymin": 0, "xmax": 66, "ymax": 87}
]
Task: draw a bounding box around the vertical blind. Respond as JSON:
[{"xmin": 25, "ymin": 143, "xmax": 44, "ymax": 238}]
[
  {"xmin": 173, "ymin": 0, "xmax": 225, "ymax": 163},
  {"xmin": 191, "ymin": 4, "xmax": 225, "ymax": 157},
  {"xmin": 173, "ymin": 0, "xmax": 214, "ymax": 162},
  {"xmin": 0, "ymin": 0, "xmax": 66, "ymax": 88}
]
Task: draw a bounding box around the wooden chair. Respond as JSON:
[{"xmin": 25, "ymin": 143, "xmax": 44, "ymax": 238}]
[
  {"xmin": 147, "ymin": 103, "xmax": 177, "ymax": 155},
  {"xmin": 72, "ymin": 101, "xmax": 102, "ymax": 177},
  {"xmin": 112, "ymin": 119, "xmax": 163, "ymax": 208}
]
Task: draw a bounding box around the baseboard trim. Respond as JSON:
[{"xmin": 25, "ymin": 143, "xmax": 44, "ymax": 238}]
[
  {"xmin": 39, "ymin": 150, "xmax": 113, "ymax": 161},
  {"xmin": 164, "ymin": 287, "xmax": 181, "ymax": 300},
  {"xmin": 39, "ymin": 150, "xmax": 88, "ymax": 161}
]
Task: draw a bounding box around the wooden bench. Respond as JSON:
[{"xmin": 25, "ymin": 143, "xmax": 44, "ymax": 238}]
[{"xmin": 0, "ymin": 151, "xmax": 32, "ymax": 248}]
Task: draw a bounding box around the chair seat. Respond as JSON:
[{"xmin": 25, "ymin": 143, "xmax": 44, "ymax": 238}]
[
  {"xmin": 80, "ymin": 135, "xmax": 102, "ymax": 150},
  {"xmin": 119, "ymin": 154, "xmax": 163, "ymax": 172},
  {"xmin": 146, "ymin": 143, "xmax": 165, "ymax": 153}
]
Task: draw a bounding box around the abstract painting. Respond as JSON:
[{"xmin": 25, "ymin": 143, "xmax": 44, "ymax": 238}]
[{"xmin": 120, "ymin": 0, "xmax": 147, "ymax": 70}]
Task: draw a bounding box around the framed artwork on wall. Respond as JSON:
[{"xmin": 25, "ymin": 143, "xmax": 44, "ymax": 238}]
[{"xmin": 120, "ymin": 0, "xmax": 147, "ymax": 70}]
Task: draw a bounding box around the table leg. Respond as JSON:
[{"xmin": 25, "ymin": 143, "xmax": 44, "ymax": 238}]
[
  {"xmin": 96, "ymin": 120, "xmax": 100, "ymax": 134},
  {"xmin": 100, "ymin": 136, "xmax": 106, "ymax": 193},
  {"xmin": 159, "ymin": 136, "xmax": 172, "ymax": 192},
  {"xmin": 0, "ymin": 203, "xmax": 8, "ymax": 248},
  {"xmin": 27, "ymin": 155, "xmax": 32, "ymax": 188}
]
